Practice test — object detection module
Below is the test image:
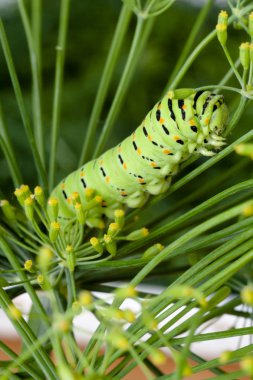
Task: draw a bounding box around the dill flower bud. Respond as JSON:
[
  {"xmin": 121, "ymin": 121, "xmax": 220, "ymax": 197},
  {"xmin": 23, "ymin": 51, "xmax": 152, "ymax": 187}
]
[
  {"xmin": 47, "ymin": 197, "xmax": 59, "ymax": 221},
  {"xmin": 150, "ymin": 349, "xmax": 166, "ymax": 365},
  {"xmin": 90, "ymin": 237, "xmax": 103, "ymax": 254},
  {"xmin": 37, "ymin": 246, "xmax": 53, "ymax": 271},
  {"xmin": 70, "ymin": 191, "xmax": 80, "ymax": 205},
  {"xmin": 24, "ymin": 196, "xmax": 35, "ymax": 221},
  {"xmin": 37, "ymin": 274, "xmax": 51, "ymax": 290},
  {"xmin": 240, "ymin": 356, "xmax": 253, "ymax": 376},
  {"xmin": 108, "ymin": 330, "xmax": 129, "ymax": 350},
  {"xmin": 116, "ymin": 285, "xmax": 137, "ymax": 298},
  {"xmin": 75, "ymin": 202, "xmax": 86, "ymax": 224},
  {"xmin": 107, "ymin": 222, "xmax": 120, "ymax": 237},
  {"xmin": 49, "ymin": 221, "xmax": 61, "ymax": 242},
  {"xmin": 234, "ymin": 143, "xmax": 253, "ymax": 159},
  {"xmin": 0, "ymin": 200, "xmax": 16, "ymax": 221},
  {"xmin": 216, "ymin": 23, "xmax": 227, "ymax": 46},
  {"xmin": 126, "ymin": 227, "xmax": 149, "ymax": 240},
  {"xmin": 241, "ymin": 285, "xmax": 253, "ymax": 306},
  {"xmin": 104, "ymin": 234, "xmax": 117, "ymax": 256},
  {"xmin": 142, "ymin": 311, "xmax": 158, "ymax": 330},
  {"xmin": 143, "ymin": 243, "xmax": 164, "ymax": 258},
  {"xmin": 14, "ymin": 185, "xmax": 31, "ymax": 206},
  {"xmin": 114, "ymin": 209, "xmax": 125, "ymax": 229},
  {"xmin": 79, "ymin": 290, "xmax": 93, "ymax": 306},
  {"xmin": 34, "ymin": 186, "xmax": 45, "ymax": 206},
  {"xmin": 218, "ymin": 10, "xmax": 228, "ymax": 25},
  {"xmin": 123, "ymin": 309, "xmax": 136, "ymax": 322},
  {"xmin": 84, "ymin": 188, "xmax": 95, "ymax": 201},
  {"xmin": 241, "ymin": 201, "xmax": 253, "ymax": 217},
  {"xmin": 239, "ymin": 42, "xmax": 250, "ymax": 70},
  {"xmin": 24, "ymin": 259, "xmax": 35, "ymax": 273},
  {"xmin": 219, "ymin": 351, "xmax": 232, "ymax": 364},
  {"xmin": 8, "ymin": 304, "xmax": 22, "ymax": 320}
]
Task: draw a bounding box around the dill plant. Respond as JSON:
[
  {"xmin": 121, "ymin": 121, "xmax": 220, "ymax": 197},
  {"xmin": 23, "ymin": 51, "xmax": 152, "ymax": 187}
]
[{"xmin": 0, "ymin": 0, "xmax": 253, "ymax": 379}]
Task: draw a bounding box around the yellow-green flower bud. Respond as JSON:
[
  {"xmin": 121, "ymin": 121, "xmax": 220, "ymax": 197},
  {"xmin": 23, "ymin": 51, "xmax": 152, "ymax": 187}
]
[
  {"xmin": 142, "ymin": 311, "xmax": 158, "ymax": 330},
  {"xmin": 150, "ymin": 349, "xmax": 166, "ymax": 365},
  {"xmin": 84, "ymin": 195, "xmax": 103, "ymax": 211},
  {"xmin": 218, "ymin": 10, "xmax": 228, "ymax": 25},
  {"xmin": 0, "ymin": 200, "xmax": 16, "ymax": 221},
  {"xmin": 8, "ymin": 304, "xmax": 22, "ymax": 320},
  {"xmin": 216, "ymin": 23, "xmax": 227, "ymax": 46},
  {"xmin": 240, "ymin": 356, "xmax": 253, "ymax": 376},
  {"xmin": 104, "ymin": 234, "xmax": 117, "ymax": 256},
  {"xmin": 24, "ymin": 196, "xmax": 35, "ymax": 221},
  {"xmin": 47, "ymin": 198, "xmax": 59, "ymax": 221},
  {"xmin": 79, "ymin": 290, "xmax": 93, "ymax": 306},
  {"xmin": 20, "ymin": 185, "xmax": 31, "ymax": 199},
  {"xmin": 75, "ymin": 202, "xmax": 86, "ymax": 225},
  {"xmin": 241, "ymin": 201, "xmax": 253, "ymax": 217},
  {"xmin": 70, "ymin": 192, "xmax": 81, "ymax": 205},
  {"xmin": 107, "ymin": 222, "xmax": 120, "ymax": 237},
  {"xmin": 37, "ymin": 246, "xmax": 54, "ymax": 271},
  {"xmin": 84, "ymin": 188, "xmax": 95, "ymax": 201},
  {"xmin": 14, "ymin": 185, "xmax": 31, "ymax": 206},
  {"xmin": 37, "ymin": 274, "xmax": 51, "ymax": 290},
  {"xmin": 24, "ymin": 259, "xmax": 35, "ymax": 273},
  {"xmin": 49, "ymin": 221, "xmax": 61, "ymax": 242},
  {"xmin": 219, "ymin": 351, "xmax": 232, "ymax": 364},
  {"xmin": 123, "ymin": 309, "xmax": 136, "ymax": 322},
  {"xmin": 116, "ymin": 285, "xmax": 137, "ymax": 298},
  {"xmin": 65, "ymin": 245, "xmax": 76, "ymax": 272},
  {"xmin": 34, "ymin": 186, "xmax": 45, "ymax": 206},
  {"xmin": 249, "ymin": 12, "xmax": 253, "ymax": 38},
  {"xmin": 108, "ymin": 330, "xmax": 129, "ymax": 350},
  {"xmin": 182, "ymin": 364, "xmax": 192, "ymax": 377},
  {"xmin": 114, "ymin": 209, "xmax": 125, "ymax": 229},
  {"xmin": 126, "ymin": 227, "xmax": 149, "ymax": 241},
  {"xmin": 90, "ymin": 237, "xmax": 103, "ymax": 254},
  {"xmin": 143, "ymin": 243, "xmax": 164, "ymax": 258},
  {"xmin": 241, "ymin": 285, "xmax": 253, "ymax": 306},
  {"xmin": 239, "ymin": 42, "xmax": 250, "ymax": 70},
  {"xmin": 234, "ymin": 143, "xmax": 253, "ymax": 159}
]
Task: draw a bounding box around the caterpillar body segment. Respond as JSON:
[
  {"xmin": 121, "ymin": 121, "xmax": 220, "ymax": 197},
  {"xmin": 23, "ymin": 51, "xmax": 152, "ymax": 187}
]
[{"xmin": 51, "ymin": 89, "xmax": 229, "ymax": 226}]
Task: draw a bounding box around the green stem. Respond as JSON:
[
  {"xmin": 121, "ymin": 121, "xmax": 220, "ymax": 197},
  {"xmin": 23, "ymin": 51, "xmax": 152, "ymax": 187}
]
[
  {"xmin": 0, "ymin": 236, "xmax": 50, "ymax": 326},
  {"xmin": 78, "ymin": 3, "xmax": 132, "ymax": 165},
  {"xmin": 129, "ymin": 202, "xmax": 248, "ymax": 287},
  {"xmin": 18, "ymin": 0, "xmax": 45, "ymax": 167},
  {"xmin": 93, "ymin": 16, "xmax": 154, "ymax": 158},
  {"xmin": 0, "ymin": 288, "xmax": 57, "ymax": 380},
  {"xmin": 49, "ymin": 0, "xmax": 71, "ymax": 190},
  {"xmin": 0, "ymin": 104, "xmax": 22, "ymax": 186},
  {"xmin": 0, "ymin": 340, "xmax": 42, "ymax": 379},
  {"xmin": 0, "ymin": 20, "xmax": 47, "ymax": 189},
  {"xmin": 222, "ymin": 44, "xmax": 243, "ymax": 87}
]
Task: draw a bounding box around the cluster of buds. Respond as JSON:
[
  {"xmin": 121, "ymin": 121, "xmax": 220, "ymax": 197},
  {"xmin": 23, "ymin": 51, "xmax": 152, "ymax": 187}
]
[
  {"xmin": 90, "ymin": 209, "xmax": 126, "ymax": 256},
  {"xmin": 90, "ymin": 208, "xmax": 150, "ymax": 256}
]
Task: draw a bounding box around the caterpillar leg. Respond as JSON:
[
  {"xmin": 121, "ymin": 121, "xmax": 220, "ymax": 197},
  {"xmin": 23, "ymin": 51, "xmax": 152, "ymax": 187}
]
[{"xmin": 125, "ymin": 191, "xmax": 149, "ymax": 208}]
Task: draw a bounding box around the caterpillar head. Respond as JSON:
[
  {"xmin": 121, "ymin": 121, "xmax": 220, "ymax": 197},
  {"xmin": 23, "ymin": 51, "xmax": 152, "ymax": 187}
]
[{"xmin": 197, "ymin": 91, "xmax": 229, "ymax": 136}]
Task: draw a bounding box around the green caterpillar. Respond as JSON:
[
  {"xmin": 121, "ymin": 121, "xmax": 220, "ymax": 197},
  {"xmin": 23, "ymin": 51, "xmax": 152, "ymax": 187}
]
[{"xmin": 51, "ymin": 88, "xmax": 229, "ymax": 227}]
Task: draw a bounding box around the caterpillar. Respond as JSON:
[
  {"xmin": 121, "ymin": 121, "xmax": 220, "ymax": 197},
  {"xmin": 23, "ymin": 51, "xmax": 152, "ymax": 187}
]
[{"xmin": 51, "ymin": 88, "xmax": 229, "ymax": 227}]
